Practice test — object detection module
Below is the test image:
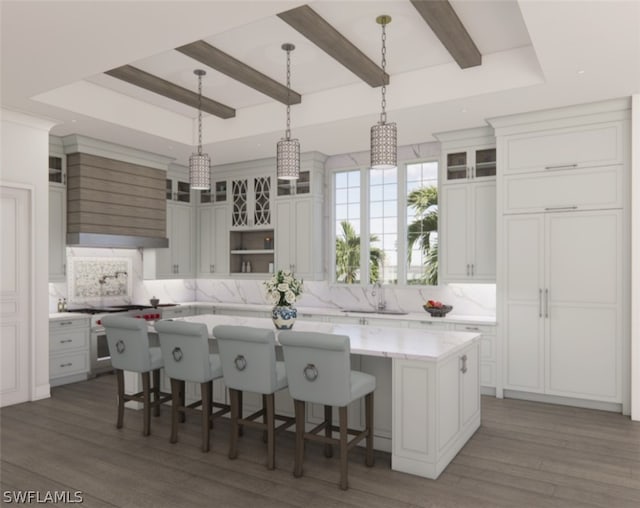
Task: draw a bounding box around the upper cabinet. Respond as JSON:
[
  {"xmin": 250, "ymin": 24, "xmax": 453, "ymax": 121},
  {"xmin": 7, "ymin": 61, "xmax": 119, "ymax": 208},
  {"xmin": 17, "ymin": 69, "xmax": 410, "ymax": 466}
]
[
  {"xmin": 436, "ymin": 127, "xmax": 496, "ymax": 283},
  {"xmin": 49, "ymin": 139, "xmax": 66, "ymax": 282},
  {"xmin": 166, "ymin": 176, "xmax": 191, "ymax": 203},
  {"xmin": 231, "ymin": 175, "xmax": 272, "ymax": 229}
]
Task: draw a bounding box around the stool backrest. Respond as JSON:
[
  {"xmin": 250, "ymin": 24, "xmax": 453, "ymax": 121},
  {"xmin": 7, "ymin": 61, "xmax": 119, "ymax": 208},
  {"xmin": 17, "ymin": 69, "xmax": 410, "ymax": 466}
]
[
  {"xmin": 278, "ymin": 331, "xmax": 352, "ymax": 407},
  {"xmin": 102, "ymin": 315, "xmax": 154, "ymax": 373},
  {"xmin": 213, "ymin": 325, "xmax": 278, "ymax": 394},
  {"xmin": 154, "ymin": 320, "xmax": 212, "ymax": 383}
]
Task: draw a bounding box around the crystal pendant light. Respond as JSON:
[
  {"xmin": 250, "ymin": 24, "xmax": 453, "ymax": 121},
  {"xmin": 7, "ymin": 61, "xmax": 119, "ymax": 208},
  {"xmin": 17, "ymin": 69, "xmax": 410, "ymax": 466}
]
[
  {"xmin": 189, "ymin": 69, "xmax": 211, "ymax": 190},
  {"xmin": 277, "ymin": 43, "xmax": 300, "ymax": 180},
  {"xmin": 370, "ymin": 15, "xmax": 397, "ymax": 170}
]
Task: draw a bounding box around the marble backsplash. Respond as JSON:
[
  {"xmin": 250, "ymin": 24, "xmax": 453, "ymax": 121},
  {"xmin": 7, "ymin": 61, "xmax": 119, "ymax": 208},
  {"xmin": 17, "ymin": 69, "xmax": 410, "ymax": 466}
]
[{"xmin": 50, "ymin": 250, "xmax": 495, "ymax": 317}]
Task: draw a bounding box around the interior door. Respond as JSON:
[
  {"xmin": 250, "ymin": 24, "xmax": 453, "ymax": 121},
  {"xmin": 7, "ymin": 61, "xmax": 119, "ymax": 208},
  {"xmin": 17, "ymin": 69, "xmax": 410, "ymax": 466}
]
[{"xmin": 1, "ymin": 186, "xmax": 31, "ymax": 406}]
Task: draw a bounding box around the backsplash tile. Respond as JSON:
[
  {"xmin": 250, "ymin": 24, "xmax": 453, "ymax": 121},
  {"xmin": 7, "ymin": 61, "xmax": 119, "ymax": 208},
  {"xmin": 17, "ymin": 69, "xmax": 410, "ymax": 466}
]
[{"xmin": 69, "ymin": 257, "xmax": 131, "ymax": 300}]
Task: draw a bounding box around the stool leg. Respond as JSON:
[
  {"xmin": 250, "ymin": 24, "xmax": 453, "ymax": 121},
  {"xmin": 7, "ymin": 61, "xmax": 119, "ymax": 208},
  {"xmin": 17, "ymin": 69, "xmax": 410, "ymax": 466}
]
[
  {"xmin": 339, "ymin": 406, "xmax": 348, "ymax": 490},
  {"xmin": 152, "ymin": 369, "xmax": 161, "ymax": 417},
  {"xmin": 142, "ymin": 372, "xmax": 151, "ymax": 436},
  {"xmin": 179, "ymin": 380, "xmax": 186, "ymax": 423},
  {"xmin": 293, "ymin": 399, "xmax": 305, "ymax": 478},
  {"xmin": 115, "ymin": 369, "xmax": 125, "ymax": 429},
  {"xmin": 324, "ymin": 405, "xmax": 333, "ymax": 458},
  {"xmin": 262, "ymin": 394, "xmax": 268, "ymax": 443},
  {"xmin": 228, "ymin": 388, "xmax": 239, "ymax": 460},
  {"xmin": 170, "ymin": 378, "xmax": 180, "ymax": 444},
  {"xmin": 238, "ymin": 390, "xmax": 244, "ymax": 437},
  {"xmin": 208, "ymin": 381, "xmax": 214, "ymax": 429},
  {"xmin": 365, "ymin": 392, "xmax": 375, "ymax": 467},
  {"xmin": 201, "ymin": 381, "xmax": 211, "ymax": 452},
  {"xmin": 266, "ymin": 393, "xmax": 275, "ymax": 470}
]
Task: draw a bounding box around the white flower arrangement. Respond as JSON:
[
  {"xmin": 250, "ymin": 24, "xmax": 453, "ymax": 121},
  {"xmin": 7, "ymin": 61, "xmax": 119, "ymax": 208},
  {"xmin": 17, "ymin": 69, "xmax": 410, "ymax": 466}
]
[{"xmin": 263, "ymin": 270, "xmax": 303, "ymax": 307}]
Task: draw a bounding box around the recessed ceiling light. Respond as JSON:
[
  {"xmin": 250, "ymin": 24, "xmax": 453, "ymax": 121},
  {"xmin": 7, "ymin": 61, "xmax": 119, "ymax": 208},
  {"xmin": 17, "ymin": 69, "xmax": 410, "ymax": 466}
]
[
  {"xmin": 577, "ymin": 70, "xmax": 585, "ymax": 75},
  {"xmin": 461, "ymin": 108, "xmax": 467, "ymax": 113},
  {"xmin": 71, "ymin": 119, "xmax": 77, "ymax": 123}
]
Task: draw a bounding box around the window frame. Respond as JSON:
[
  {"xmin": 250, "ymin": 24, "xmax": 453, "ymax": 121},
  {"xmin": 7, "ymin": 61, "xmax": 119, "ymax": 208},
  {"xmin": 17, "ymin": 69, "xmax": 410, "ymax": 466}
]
[{"xmin": 329, "ymin": 156, "xmax": 439, "ymax": 287}]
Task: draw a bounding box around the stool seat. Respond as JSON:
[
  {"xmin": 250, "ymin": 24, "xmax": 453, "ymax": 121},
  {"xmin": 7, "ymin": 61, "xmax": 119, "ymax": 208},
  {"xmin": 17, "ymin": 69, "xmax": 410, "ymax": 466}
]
[
  {"xmin": 155, "ymin": 319, "xmax": 230, "ymax": 452},
  {"xmin": 102, "ymin": 315, "xmax": 171, "ymax": 436},
  {"xmin": 213, "ymin": 324, "xmax": 295, "ymax": 470},
  {"xmin": 279, "ymin": 330, "xmax": 376, "ymax": 490}
]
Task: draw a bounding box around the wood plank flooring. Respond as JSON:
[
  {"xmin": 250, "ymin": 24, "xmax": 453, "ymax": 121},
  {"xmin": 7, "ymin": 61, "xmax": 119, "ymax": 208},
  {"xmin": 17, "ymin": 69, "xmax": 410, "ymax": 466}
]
[{"xmin": 1, "ymin": 374, "xmax": 639, "ymax": 507}]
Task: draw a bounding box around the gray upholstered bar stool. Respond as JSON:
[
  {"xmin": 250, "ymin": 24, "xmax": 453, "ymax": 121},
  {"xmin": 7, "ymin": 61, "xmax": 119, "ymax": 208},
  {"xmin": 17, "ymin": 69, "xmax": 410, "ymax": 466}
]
[
  {"xmin": 213, "ymin": 325, "xmax": 295, "ymax": 470},
  {"xmin": 154, "ymin": 320, "xmax": 230, "ymax": 452},
  {"xmin": 102, "ymin": 315, "xmax": 171, "ymax": 436},
  {"xmin": 279, "ymin": 331, "xmax": 376, "ymax": 490}
]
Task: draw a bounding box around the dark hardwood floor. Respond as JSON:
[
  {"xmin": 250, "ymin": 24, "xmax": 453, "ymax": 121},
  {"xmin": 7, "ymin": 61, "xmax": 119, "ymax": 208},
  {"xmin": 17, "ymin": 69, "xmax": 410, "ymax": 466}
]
[{"xmin": 1, "ymin": 374, "xmax": 639, "ymax": 507}]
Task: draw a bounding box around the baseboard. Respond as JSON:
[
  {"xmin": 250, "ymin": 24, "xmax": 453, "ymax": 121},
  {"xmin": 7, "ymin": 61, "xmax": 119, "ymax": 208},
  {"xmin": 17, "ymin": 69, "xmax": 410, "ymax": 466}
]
[{"xmin": 503, "ymin": 389, "xmax": 623, "ymax": 413}]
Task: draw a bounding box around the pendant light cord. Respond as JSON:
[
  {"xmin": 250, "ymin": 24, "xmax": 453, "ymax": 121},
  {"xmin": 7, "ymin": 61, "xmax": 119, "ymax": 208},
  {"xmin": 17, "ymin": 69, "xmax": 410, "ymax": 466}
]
[
  {"xmin": 285, "ymin": 47, "xmax": 291, "ymax": 140},
  {"xmin": 380, "ymin": 21, "xmax": 387, "ymax": 124},
  {"xmin": 197, "ymin": 72, "xmax": 203, "ymax": 156}
]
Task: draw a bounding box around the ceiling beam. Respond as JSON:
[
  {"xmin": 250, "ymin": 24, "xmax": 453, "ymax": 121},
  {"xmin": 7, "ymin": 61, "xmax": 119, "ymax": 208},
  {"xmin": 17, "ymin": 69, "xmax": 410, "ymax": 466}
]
[
  {"xmin": 410, "ymin": 0, "xmax": 481, "ymax": 69},
  {"xmin": 278, "ymin": 5, "xmax": 388, "ymax": 88},
  {"xmin": 176, "ymin": 40, "xmax": 301, "ymax": 106},
  {"xmin": 105, "ymin": 65, "xmax": 236, "ymax": 119}
]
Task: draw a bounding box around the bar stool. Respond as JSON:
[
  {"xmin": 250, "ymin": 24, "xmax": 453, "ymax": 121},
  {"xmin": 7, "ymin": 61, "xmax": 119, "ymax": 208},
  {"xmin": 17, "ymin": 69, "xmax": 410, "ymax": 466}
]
[
  {"xmin": 279, "ymin": 331, "xmax": 376, "ymax": 490},
  {"xmin": 102, "ymin": 315, "xmax": 171, "ymax": 436},
  {"xmin": 213, "ymin": 325, "xmax": 295, "ymax": 470},
  {"xmin": 154, "ymin": 320, "xmax": 230, "ymax": 452}
]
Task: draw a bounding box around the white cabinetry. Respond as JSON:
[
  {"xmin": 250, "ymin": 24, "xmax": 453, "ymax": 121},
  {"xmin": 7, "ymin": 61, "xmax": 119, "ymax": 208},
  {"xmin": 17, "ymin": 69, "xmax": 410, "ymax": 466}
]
[
  {"xmin": 502, "ymin": 211, "xmax": 623, "ymax": 402},
  {"xmin": 392, "ymin": 340, "xmax": 480, "ymax": 479},
  {"xmin": 440, "ymin": 182, "xmax": 496, "ymax": 282},
  {"xmin": 491, "ymin": 99, "xmax": 630, "ymax": 409},
  {"xmin": 49, "ymin": 316, "xmax": 90, "ymax": 386},
  {"xmin": 230, "ymin": 175, "xmax": 272, "ymax": 229},
  {"xmin": 197, "ymin": 205, "xmax": 229, "ymax": 277},
  {"xmin": 49, "ymin": 185, "xmax": 66, "ymax": 282},
  {"xmin": 437, "ymin": 127, "xmax": 496, "ymax": 283},
  {"xmin": 144, "ymin": 202, "xmax": 194, "ymax": 279},
  {"xmin": 454, "ymin": 323, "xmax": 497, "ymax": 391},
  {"xmin": 275, "ymin": 197, "xmax": 323, "ymax": 279}
]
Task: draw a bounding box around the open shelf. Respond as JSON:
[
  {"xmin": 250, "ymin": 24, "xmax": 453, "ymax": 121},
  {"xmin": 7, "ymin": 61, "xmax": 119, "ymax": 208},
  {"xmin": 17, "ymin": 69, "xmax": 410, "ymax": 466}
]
[{"xmin": 230, "ymin": 229, "xmax": 274, "ymax": 274}]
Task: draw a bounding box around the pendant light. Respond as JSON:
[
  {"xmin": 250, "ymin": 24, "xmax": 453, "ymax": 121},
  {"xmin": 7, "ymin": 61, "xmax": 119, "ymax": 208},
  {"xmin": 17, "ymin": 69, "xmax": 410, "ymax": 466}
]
[
  {"xmin": 277, "ymin": 43, "xmax": 300, "ymax": 180},
  {"xmin": 189, "ymin": 69, "xmax": 211, "ymax": 190},
  {"xmin": 370, "ymin": 15, "xmax": 397, "ymax": 170}
]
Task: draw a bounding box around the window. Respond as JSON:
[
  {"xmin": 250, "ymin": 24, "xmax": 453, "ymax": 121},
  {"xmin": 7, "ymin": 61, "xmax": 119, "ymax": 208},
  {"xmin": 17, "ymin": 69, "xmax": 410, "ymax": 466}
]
[{"xmin": 333, "ymin": 160, "xmax": 438, "ymax": 286}]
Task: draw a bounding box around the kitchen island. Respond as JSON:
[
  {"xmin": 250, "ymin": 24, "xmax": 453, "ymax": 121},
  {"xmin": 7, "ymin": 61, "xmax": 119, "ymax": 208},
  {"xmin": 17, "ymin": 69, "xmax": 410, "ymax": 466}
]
[{"xmin": 177, "ymin": 314, "xmax": 481, "ymax": 480}]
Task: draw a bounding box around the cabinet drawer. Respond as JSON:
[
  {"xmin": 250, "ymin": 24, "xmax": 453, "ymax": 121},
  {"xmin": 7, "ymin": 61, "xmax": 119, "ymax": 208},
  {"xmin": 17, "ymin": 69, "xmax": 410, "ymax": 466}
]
[
  {"xmin": 453, "ymin": 323, "xmax": 495, "ymax": 334},
  {"xmin": 504, "ymin": 121, "xmax": 625, "ymax": 173},
  {"xmin": 503, "ymin": 166, "xmax": 624, "ymax": 213},
  {"xmin": 50, "ymin": 352, "xmax": 89, "ymax": 378},
  {"xmin": 49, "ymin": 319, "xmax": 88, "ymax": 332},
  {"xmin": 50, "ymin": 328, "xmax": 88, "ymax": 352},
  {"xmin": 407, "ymin": 320, "xmax": 451, "ymax": 331}
]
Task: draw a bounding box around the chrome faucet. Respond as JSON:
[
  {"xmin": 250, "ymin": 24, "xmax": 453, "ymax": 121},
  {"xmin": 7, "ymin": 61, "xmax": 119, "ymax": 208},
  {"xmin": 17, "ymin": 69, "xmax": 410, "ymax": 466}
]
[{"xmin": 371, "ymin": 281, "xmax": 386, "ymax": 311}]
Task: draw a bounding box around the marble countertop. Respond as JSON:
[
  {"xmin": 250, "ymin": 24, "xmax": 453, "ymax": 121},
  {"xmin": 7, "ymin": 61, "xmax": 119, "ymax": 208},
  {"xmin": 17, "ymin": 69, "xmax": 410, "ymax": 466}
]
[
  {"xmin": 182, "ymin": 301, "xmax": 496, "ymax": 326},
  {"xmin": 180, "ymin": 314, "xmax": 480, "ymax": 362}
]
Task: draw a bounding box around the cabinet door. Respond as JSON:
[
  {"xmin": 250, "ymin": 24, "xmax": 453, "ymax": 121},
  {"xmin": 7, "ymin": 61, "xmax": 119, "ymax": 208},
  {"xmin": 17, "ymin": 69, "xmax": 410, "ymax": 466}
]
[
  {"xmin": 172, "ymin": 204, "xmax": 194, "ymax": 276},
  {"xmin": 154, "ymin": 205, "xmax": 174, "ymax": 277},
  {"xmin": 275, "ymin": 200, "xmax": 293, "ymax": 272},
  {"xmin": 471, "ymin": 182, "xmax": 496, "ymax": 280},
  {"xmin": 198, "ymin": 206, "xmax": 214, "ymax": 275},
  {"xmin": 460, "ymin": 342, "xmax": 480, "ymax": 427},
  {"xmin": 212, "ymin": 205, "xmax": 229, "ymax": 275},
  {"xmin": 231, "ymin": 178, "xmax": 249, "ymax": 227},
  {"xmin": 545, "ymin": 211, "xmax": 621, "ymax": 401},
  {"xmin": 440, "ymin": 185, "xmax": 470, "ymax": 281},
  {"xmin": 503, "ymin": 215, "xmax": 545, "ymax": 392},
  {"xmin": 49, "ymin": 186, "xmax": 66, "ymax": 281},
  {"xmin": 444, "ymin": 150, "xmax": 468, "ymax": 182},
  {"xmin": 253, "ymin": 176, "xmax": 272, "ymax": 227}
]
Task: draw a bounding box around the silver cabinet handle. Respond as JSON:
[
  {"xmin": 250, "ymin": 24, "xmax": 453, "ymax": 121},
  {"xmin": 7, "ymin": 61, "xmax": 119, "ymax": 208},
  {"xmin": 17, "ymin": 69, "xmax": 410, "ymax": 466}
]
[
  {"xmin": 59, "ymin": 362, "xmax": 73, "ymax": 368},
  {"xmin": 210, "ymin": 264, "xmax": 214, "ymax": 273},
  {"xmin": 539, "ymin": 289, "xmax": 543, "ymax": 318},
  {"xmin": 58, "ymin": 321, "xmax": 73, "ymax": 326},
  {"xmin": 60, "ymin": 339, "xmax": 73, "ymax": 344},
  {"xmin": 471, "ymin": 264, "xmax": 475, "ymax": 276},
  {"xmin": 465, "ymin": 326, "xmax": 480, "ymax": 332},
  {"xmin": 545, "ymin": 163, "xmax": 578, "ymax": 170},
  {"xmin": 545, "ymin": 288, "xmax": 549, "ymax": 318},
  {"xmin": 544, "ymin": 206, "xmax": 578, "ymax": 211},
  {"xmin": 466, "ymin": 264, "xmax": 470, "ymax": 276},
  {"xmin": 460, "ymin": 354, "xmax": 468, "ymax": 374},
  {"xmin": 471, "ymin": 166, "xmax": 475, "ymax": 179}
]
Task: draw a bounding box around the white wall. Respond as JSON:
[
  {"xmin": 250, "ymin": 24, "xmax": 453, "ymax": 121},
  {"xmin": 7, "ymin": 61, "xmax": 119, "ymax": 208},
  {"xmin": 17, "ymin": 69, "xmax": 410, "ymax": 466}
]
[{"xmin": 1, "ymin": 109, "xmax": 57, "ymax": 401}]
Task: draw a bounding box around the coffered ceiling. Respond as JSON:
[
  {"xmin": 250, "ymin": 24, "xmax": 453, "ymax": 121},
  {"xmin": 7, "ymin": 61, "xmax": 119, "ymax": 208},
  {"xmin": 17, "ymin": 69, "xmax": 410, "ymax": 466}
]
[{"xmin": 1, "ymin": 1, "xmax": 639, "ymax": 167}]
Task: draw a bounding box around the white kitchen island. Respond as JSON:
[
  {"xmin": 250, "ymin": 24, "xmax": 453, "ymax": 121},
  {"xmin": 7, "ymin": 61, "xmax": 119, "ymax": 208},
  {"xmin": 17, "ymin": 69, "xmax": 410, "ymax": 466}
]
[{"xmin": 175, "ymin": 313, "xmax": 481, "ymax": 480}]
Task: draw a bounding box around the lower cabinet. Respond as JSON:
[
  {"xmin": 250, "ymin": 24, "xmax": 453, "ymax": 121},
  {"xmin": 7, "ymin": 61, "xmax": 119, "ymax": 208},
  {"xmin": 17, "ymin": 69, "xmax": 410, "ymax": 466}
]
[
  {"xmin": 392, "ymin": 340, "xmax": 480, "ymax": 479},
  {"xmin": 454, "ymin": 323, "xmax": 496, "ymax": 391},
  {"xmin": 49, "ymin": 317, "xmax": 90, "ymax": 386}
]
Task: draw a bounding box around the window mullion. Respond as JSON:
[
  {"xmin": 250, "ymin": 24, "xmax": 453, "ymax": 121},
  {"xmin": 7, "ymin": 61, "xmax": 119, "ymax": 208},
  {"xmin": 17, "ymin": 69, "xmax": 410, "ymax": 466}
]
[
  {"xmin": 361, "ymin": 167, "xmax": 370, "ymax": 286},
  {"xmin": 398, "ymin": 163, "xmax": 407, "ymax": 284}
]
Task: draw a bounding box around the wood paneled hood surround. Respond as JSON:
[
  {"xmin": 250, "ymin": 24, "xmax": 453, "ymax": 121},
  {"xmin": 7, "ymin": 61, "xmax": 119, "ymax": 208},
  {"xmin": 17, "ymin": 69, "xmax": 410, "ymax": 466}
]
[{"xmin": 63, "ymin": 135, "xmax": 171, "ymax": 249}]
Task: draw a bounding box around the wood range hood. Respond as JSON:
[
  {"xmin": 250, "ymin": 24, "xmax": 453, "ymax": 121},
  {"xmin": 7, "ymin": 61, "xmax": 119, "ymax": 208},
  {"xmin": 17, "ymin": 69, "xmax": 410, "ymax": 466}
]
[{"xmin": 65, "ymin": 151, "xmax": 169, "ymax": 249}]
